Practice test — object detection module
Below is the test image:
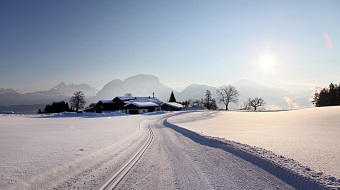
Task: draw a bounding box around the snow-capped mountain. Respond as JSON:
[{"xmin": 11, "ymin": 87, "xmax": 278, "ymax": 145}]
[
  {"xmin": 31, "ymin": 82, "xmax": 98, "ymax": 97},
  {"xmin": 0, "ymin": 83, "xmax": 98, "ymax": 106},
  {"xmin": 0, "ymin": 88, "xmax": 25, "ymax": 105},
  {"xmin": 0, "ymin": 88, "xmax": 22, "ymax": 95}
]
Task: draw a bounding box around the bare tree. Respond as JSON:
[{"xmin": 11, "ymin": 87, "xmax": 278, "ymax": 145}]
[
  {"xmin": 216, "ymin": 85, "xmax": 239, "ymax": 110},
  {"xmin": 191, "ymin": 99, "xmax": 202, "ymax": 107},
  {"xmin": 241, "ymin": 98, "xmax": 252, "ymax": 110},
  {"xmin": 249, "ymin": 97, "xmax": 265, "ymax": 111},
  {"xmin": 70, "ymin": 91, "xmax": 86, "ymax": 112}
]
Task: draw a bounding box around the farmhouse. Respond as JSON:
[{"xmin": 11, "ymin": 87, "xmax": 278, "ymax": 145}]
[
  {"xmin": 85, "ymin": 96, "xmax": 165, "ymax": 114},
  {"xmin": 161, "ymin": 102, "xmax": 184, "ymax": 111},
  {"xmin": 125, "ymin": 102, "xmax": 161, "ymax": 114},
  {"xmin": 84, "ymin": 99, "xmax": 122, "ymax": 113}
]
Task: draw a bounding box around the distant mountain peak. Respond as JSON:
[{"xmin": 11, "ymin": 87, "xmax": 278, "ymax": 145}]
[
  {"xmin": 0, "ymin": 88, "xmax": 22, "ymax": 95},
  {"xmin": 124, "ymin": 74, "xmax": 160, "ymax": 83},
  {"xmin": 53, "ymin": 82, "xmax": 68, "ymax": 90},
  {"xmin": 234, "ymin": 79, "xmax": 259, "ymax": 86},
  {"xmin": 95, "ymin": 74, "xmax": 173, "ymax": 101},
  {"xmin": 186, "ymin": 84, "xmax": 213, "ymax": 88}
]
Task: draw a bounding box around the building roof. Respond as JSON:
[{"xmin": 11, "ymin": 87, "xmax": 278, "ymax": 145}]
[
  {"xmin": 99, "ymin": 100, "xmax": 115, "ymax": 104},
  {"xmin": 125, "ymin": 102, "xmax": 160, "ymax": 108},
  {"xmin": 162, "ymin": 102, "xmax": 184, "ymax": 109},
  {"xmin": 117, "ymin": 96, "xmax": 163, "ymax": 105}
]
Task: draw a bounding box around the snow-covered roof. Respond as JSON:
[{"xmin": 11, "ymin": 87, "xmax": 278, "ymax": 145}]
[
  {"xmin": 162, "ymin": 102, "xmax": 184, "ymax": 109},
  {"xmin": 100, "ymin": 100, "xmax": 114, "ymax": 104},
  {"xmin": 125, "ymin": 102, "xmax": 160, "ymax": 108},
  {"xmin": 117, "ymin": 96, "xmax": 163, "ymax": 105}
]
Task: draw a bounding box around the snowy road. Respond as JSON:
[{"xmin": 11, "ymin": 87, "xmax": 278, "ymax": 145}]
[
  {"xmin": 110, "ymin": 114, "xmax": 318, "ymax": 190},
  {"xmin": 0, "ymin": 112, "xmax": 330, "ymax": 189}
]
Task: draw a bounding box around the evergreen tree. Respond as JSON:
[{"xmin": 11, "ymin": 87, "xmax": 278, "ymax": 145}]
[
  {"xmin": 312, "ymin": 91, "xmax": 319, "ymax": 107},
  {"xmin": 329, "ymin": 83, "xmax": 337, "ymax": 106},
  {"xmin": 203, "ymin": 90, "xmax": 217, "ymax": 110},
  {"xmin": 312, "ymin": 83, "xmax": 340, "ymax": 107},
  {"xmin": 317, "ymin": 88, "xmax": 330, "ymax": 107},
  {"xmin": 169, "ymin": 91, "xmax": 176, "ymax": 102},
  {"xmin": 337, "ymin": 84, "xmax": 340, "ymax": 105},
  {"xmin": 43, "ymin": 101, "xmax": 71, "ymax": 113},
  {"xmin": 211, "ymin": 99, "xmax": 218, "ymax": 110}
]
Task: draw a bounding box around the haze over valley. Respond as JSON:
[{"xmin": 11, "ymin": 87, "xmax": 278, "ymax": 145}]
[{"xmin": 0, "ymin": 74, "xmax": 313, "ymax": 113}]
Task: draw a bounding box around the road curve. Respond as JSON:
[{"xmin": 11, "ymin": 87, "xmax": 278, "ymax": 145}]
[{"xmin": 113, "ymin": 114, "xmax": 297, "ymax": 190}]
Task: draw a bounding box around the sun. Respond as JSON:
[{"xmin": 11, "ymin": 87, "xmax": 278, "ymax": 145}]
[
  {"xmin": 259, "ymin": 56, "xmax": 274, "ymax": 69},
  {"xmin": 257, "ymin": 50, "xmax": 276, "ymax": 72}
]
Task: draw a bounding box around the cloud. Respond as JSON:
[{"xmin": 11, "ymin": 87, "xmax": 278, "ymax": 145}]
[{"xmin": 283, "ymin": 97, "xmax": 300, "ymax": 109}]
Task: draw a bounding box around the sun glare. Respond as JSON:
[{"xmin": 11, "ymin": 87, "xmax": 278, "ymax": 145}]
[
  {"xmin": 259, "ymin": 56, "xmax": 274, "ymax": 69},
  {"xmin": 258, "ymin": 50, "xmax": 276, "ymax": 72}
]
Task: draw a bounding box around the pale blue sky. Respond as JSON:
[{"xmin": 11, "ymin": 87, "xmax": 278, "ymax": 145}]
[{"xmin": 1, "ymin": 0, "xmax": 339, "ymax": 92}]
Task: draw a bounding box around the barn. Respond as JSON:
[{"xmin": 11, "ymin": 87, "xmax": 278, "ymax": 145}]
[
  {"xmin": 84, "ymin": 100, "xmax": 119, "ymax": 113},
  {"xmin": 161, "ymin": 102, "xmax": 184, "ymax": 111},
  {"xmin": 124, "ymin": 102, "xmax": 161, "ymax": 114},
  {"xmin": 85, "ymin": 96, "xmax": 163, "ymax": 114}
]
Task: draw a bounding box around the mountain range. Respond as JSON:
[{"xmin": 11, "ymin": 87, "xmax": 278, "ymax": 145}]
[
  {"xmin": 0, "ymin": 74, "xmax": 313, "ymax": 113},
  {"xmin": 0, "ymin": 83, "xmax": 97, "ymax": 106}
]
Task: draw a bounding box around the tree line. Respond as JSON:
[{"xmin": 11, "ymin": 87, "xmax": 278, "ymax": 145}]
[
  {"xmin": 179, "ymin": 85, "xmax": 265, "ymax": 111},
  {"xmin": 39, "ymin": 91, "xmax": 86, "ymax": 113},
  {"xmin": 41, "ymin": 86, "xmax": 267, "ymax": 113},
  {"xmin": 39, "ymin": 101, "xmax": 72, "ymax": 113},
  {"xmin": 312, "ymin": 83, "xmax": 340, "ymax": 107}
]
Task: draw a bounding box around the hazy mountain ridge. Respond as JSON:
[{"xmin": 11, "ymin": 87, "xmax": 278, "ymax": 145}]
[
  {"xmin": 0, "ymin": 88, "xmax": 22, "ymax": 95},
  {"xmin": 0, "ymin": 83, "xmax": 98, "ymax": 106},
  {"xmin": 0, "ymin": 74, "xmax": 313, "ymax": 112},
  {"xmin": 176, "ymin": 84, "xmax": 217, "ymax": 102},
  {"xmin": 94, "ymin": 74, "xmax": 177, "ymax": 102}
]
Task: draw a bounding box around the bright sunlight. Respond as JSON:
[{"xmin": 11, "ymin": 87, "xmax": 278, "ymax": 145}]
[{"xmin": 258, "ymin": 50, "xmax": 276, "ymax": 72}]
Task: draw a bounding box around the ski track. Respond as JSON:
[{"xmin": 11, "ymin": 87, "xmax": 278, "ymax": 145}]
[
  {"xmin": 10, "ymin": 122, "xmax": 148, "ymax": 190},
  {"xmin": 1, "ymin": 111, "xmax": 339, "ymax": 189},
  {"xmin": 116, "ymin": 115, "xmax": 296, "ymax": 190}
]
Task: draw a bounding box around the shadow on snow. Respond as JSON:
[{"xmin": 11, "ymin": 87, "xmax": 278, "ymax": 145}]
[{"xmin": 163, "ymin": 119, "xmax": 326, "ymax": 190}]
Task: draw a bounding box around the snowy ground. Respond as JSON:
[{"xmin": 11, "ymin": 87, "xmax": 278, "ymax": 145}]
[
  {"xmin": 1, "ymin": 109, "xmax": 339, "ymax": 189},
  {"xmin": 0, "ymin": 112, "xmax": 148, "ymax": 189},
  {"xmin": 168, "ymin": 107, "xmax": 340, "ymax": 180}
]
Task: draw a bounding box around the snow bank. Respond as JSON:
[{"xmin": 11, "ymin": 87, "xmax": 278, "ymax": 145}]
[{"xmin": 168, "ymin": 107, "xmax": 340, "ymax": 188}]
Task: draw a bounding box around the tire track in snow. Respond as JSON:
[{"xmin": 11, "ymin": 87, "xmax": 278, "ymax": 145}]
[
  {"xmin": 98, "ymin": 120, "xmax": 154, "ymax": 190},
  {"xmin": 164, "ymin": 117, "xmax": 328, "ymax": 190},
  {"xmin": 8, "ymin": 119, "xmax": 147, "ymax": 190},
  {"xmin": 117, "ymin": 115, "xmax": 295, "ymax": 189}
]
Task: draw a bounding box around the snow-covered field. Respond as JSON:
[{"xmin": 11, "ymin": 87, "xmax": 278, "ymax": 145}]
[
  {"xmin": 1, "ymin": 108, "xmax": 339, "ymax": 189},
  {"xmin": 0, "ymin": 113, "xmax": 148, "ymax": 189},
  {"xmin": 168, "ymin": 107, "xmax": 340, "ymax": 179}
]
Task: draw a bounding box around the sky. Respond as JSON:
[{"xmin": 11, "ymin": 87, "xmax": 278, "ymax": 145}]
[{"xmin": 1, "ymin": 0, "xmax": 340, "ymax": 93}]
